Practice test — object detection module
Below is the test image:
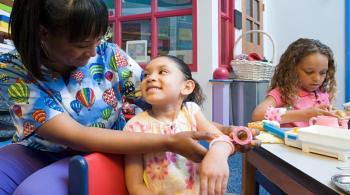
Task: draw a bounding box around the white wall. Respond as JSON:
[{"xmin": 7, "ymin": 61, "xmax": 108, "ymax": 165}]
[
  {"xmin": 195, "ymin": 1, "xmax": 219, "ymax": 119},
  {"xmin": 195, "ymin": 0, "xmax": 345, "ymax": 119},
  {"xmin": 263, "ymin": 0, "xmax": 345, "ymax": 107}
]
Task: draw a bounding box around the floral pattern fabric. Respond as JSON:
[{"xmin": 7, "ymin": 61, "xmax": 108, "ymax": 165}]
[
  {"xmin": 0, "ymin": 42, "xmax": 143, "ymax": 152},
  {"xmin": 124, "ymin": 102, "xmax": 201, "ymax": 195}
]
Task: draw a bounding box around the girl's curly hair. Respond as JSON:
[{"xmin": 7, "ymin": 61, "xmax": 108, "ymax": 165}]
[{"xmin": 269, "ymin": 38, "xmax": 336, "ymax": 106}]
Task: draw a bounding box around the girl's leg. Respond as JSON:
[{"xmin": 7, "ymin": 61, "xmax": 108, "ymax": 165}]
[
  {"xmin": 13, "ymin": 157, "xmax": 71, "ymax": 195},
  {"xmin": 0, "ymin": 144, "xmax": 54, "ymax": 194}
]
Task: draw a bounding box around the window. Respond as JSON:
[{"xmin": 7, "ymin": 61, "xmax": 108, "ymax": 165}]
[
  {"xmin": 219, "ymin": 0, "xmax": 234, "ymax": 69},
  {"xmin": 242, "ymin": 0, "xmax": 263, "ymax": 55},
  {"xmin": 104, "ymin": 0, "xmax": 197, "ymax": 71}
]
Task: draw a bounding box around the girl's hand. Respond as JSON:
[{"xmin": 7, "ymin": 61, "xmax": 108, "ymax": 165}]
[
  {"xmin": 199, "ymin": 143, "xmax": 230, "ymax": 195},
  {"xmin": 168, "ymin": 131, "xmax": 216, "ymax": 163},
  {"xmin": 305, "ymin": 105, "xmax": 338, "ymax": 119}
]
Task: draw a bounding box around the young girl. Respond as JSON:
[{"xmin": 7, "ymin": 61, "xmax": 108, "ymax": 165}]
[
  {"xmin": 124, "ymin": 56, "xmax": 254, "ymax": 195},
  {"xmin": 252, "ymin": 38, "xmax": 337, "ymax": 127}
]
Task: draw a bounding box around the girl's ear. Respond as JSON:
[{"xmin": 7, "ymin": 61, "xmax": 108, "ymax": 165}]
[{"xmin": 181, "ymin": 80, "xmax": 195, "ymax": 96}]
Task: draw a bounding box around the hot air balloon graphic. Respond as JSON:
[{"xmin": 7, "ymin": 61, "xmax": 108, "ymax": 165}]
[
  {"xmin": 96, "ymin": 42, "xmax": 107, "ymax": 55},
  {"xmin": 23, "ymin": 121, "xmax": 35, "ymax": 137},
  {"xmin": 8, "ymin": 80, "xmax": 30, "ymax": 104},
  {"xmin": 105, "ymin": 71, "xmax": 114, "ymax": 82},
  {"xmin": 115, "ymin": 50, "xmax": 128, "ymax": 67},
  {"xmin": 76, "ymin": 88, "xmax": 95, "ymax": 111},
  {"xmin": 32, "ymin": 109, "xmax": 46, "ymax": 124},
  {"xmin": 90, "ymin": 122, "xmax": 105, "ymax": 128},
  {"xmin": 44, "ymin": 97, "xmax": 64, "ymax": 112},
  {"xmin": 121, "ymin": 80, "xmax": 135, "ymax": 96},
  {"xmin": 70, "ymin": 100, "xmax": 83, "ymax": 116},
  {"xmin": 12, "ymin": 105, "xmax": 22, "ymax": 118},
  {"xmin": 0, "ymin": 62, "xmax": 7, "ymax": 68},
  {"xmin": 47, "ymin": 89, "xmax": 62, "ymax": 102},
  {"xmin": 109, "ymin": 54, "xmax": 118, "ymax": 71},
  {"xmin": 102, "ymin": 88, "xmax": 117, "ymax": 110},
  {"xmin": 71, "ymin": 71, "xmax": 84, "ymax": 85},
  {"xmin": 0, "ymin": 73, "xmax": 9, "ymax": 83},
  {"xmin": 89, "ymin": 63, "xmax": 104, "ymax": 84},
  {"xmin": 101, "ymin": 107, "xmax": 112, "ymax": 121},
  {"xmin": 121, "ymin": 69, "xmax": 132, "ymax": 80}
]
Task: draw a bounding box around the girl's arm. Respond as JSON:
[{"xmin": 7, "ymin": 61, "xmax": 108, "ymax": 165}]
[
  {"xmin": 251, "ymin": 96, "xmax": 277, "ymax": 121},
  {"xmin": 195, "ymin": 111, "xmax": 233, "ymax": 195},
  {"xmin": 252, "ymin": 96, "xmax": 337, "ymax": 123},
  {"xmin": 125, "ymin": 154, "xmax": 154, "ymax": 195},
  {"xmin": 36, "ymin": 113, "xmax": 214, "ymax": 162}
]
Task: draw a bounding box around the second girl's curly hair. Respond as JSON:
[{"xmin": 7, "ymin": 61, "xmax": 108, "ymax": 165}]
[{"xmin": 269, "ymin": 38, "xmax": 336, "ymax": 106}]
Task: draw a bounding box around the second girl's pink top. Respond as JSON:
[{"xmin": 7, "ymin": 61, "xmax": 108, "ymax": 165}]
[{"xmin": 268, "ymin": 87, "xmax": 330, "ymax": 127}]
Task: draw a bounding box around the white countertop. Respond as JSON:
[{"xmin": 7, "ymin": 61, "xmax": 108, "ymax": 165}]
[{"xmin": 262, "ymin": 144, "xmax": 350, "ymax": 194}]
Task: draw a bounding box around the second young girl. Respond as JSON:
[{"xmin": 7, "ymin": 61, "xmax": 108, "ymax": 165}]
[
  {"xmin": 124, "ymin": 55, "xmax": 257, "ymax": 194},
  {"xmin": 252, "ymin": 38, "xmax": 338, "ymax": 127}
]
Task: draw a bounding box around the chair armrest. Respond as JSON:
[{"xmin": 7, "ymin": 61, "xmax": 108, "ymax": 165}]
[{"xmin": 69, "ymin": 153, "xmax": 128, "ymax": 195}]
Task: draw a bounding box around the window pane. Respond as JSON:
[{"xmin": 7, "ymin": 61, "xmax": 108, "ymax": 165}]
[
  {"xmin": 158, "ymin": 16, "xmax": 193, "ymax": 64},
  {"xmin": 122, "ymin": 0, "xmax": 151, "ymax": 16},
  {"xmin": 253, "ymin": 23, "xmax": 260, "ymax": 45},
  {"xmin": 103, "ymin": 0, "xmax": 115, "ymax": 16},
  {"xmin": 221, "ymin": 19, "xmax": 227, "ymax": 63},
  {"xmin": 221, "ymin": 0, "xmax": 227, "ymax": 13},
  {"xmin": 246, "ymin": 0, "xmax": 251, "ymax": 17},
  {"xmin": 158, "ymin": 0, "xmax": 192, "ymax": 11},
  {"xmin": 121, "ymin": 20, "xmax": 151, "ymax": 62},
  {"xmin": 246, "ymin": 20, "xmax": 252, "ymax": 42},
  {"xmin": 253, "ymin": 0, "xmax": 259, "ymax": 21}
]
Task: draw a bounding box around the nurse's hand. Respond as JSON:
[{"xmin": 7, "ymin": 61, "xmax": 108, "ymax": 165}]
[{"xmin": 167, "ymin": 131, "xmax": 216, "ymax": 163}]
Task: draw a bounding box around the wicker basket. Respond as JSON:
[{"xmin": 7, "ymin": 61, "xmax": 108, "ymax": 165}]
[{"xmin": 230, "ymin": 30, "xmax": 276, "ymax": 81}]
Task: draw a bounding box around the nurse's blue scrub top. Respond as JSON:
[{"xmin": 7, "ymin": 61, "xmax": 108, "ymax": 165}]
[{"xmin": 0, "ymin": 42, "xmax": 143, "ymax": 152}]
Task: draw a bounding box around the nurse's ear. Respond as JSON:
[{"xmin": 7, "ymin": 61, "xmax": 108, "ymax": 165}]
[{"xmin": 40, "ymin": 25, "xmax": 49, "ymax": 42}]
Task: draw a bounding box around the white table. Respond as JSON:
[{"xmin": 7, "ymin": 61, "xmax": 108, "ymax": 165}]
[{"xmin": 242, "ymin": 144, "xmax": 349, "ymax": 194}]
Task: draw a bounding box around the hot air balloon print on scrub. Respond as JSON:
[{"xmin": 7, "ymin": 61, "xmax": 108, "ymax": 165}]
[
  {"xmin": 8, "ymin": 79, "xmax": 30, "ymax": 104},
  {"xmin": 70, "ymin": 100, "xmax": 83, "ymax": 116},
  {"xmin": 0, "ymin": 73, "xmax": 9, "ymax": 83},
  {"xmin": 108, "ymin": 53, "xmax": 118, "ymax": 72},
  {"xmin": 90, "ymin": 122, "xmax": 105, "ymax": 128},
  {"xmin": 102, "ymin": 88, "xmax": 118, "ymax": 111},
  {"xmin": 71, "ymin": 71, "xmax": 84, "ymax": 85},
  {"xmin": 89, "ymin": 63, "xmax": 104, "ymax": 84},
  {"xmin": 115, "ymin": 50, "xmax": 128, "ymax": 67},
  {"xmin": 47, "ymin": 89, "xmax": 62, "ymax": 102},
  {"xmin": 105, "ymin": 71, "xmax": 114, "ymax": 82},
  {"xmin": 32, "ymin": 109, "xmax": 46, "ymax": 123},
  {"xmin": 44, "ymin": 97, "xmax": 64, "ymax": 112},
  {"xmin": 121, "ymin": 80, "xmax": 135, "ymax": 96},
  {"xmin": 12, "ymin": 105, "xmax": 22, "ymax": 118},
  {"xmin": 23, "ymin": 121, "xmax": 35, "ymax": 137},
  {"xmin": 76, "ymin": 88, "xmax": 96, "ymax": 111},
  {"xmin": 101, "ymin": 107, "xmax": 112, "ymax": 121},
  {"xmin": 121, "ymin": 69, "xmax": 132, "ymax": 80}
]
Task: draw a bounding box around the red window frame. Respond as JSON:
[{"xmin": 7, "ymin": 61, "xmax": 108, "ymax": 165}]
[
  {"xmin": 218, "ymin": 0, "xmax": 235, "ymax": 70},
  {"xmin": 108, "ymin": 0, "xmax": 198, "ymax": 71}
]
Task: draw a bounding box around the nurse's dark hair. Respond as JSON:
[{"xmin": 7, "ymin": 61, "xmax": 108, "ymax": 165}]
[
  {"xmin": 10, "ymin": 0, "xmax": 108, "ymax": 79},
  {"xmin": 159, "ymin": 55, "xmax": 205, "ymax": 106}
]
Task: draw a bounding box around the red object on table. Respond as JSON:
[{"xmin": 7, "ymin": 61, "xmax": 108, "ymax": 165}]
[{"xmin": 213, "ymin": 67, "xmax": 229, "ymax": 79}]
